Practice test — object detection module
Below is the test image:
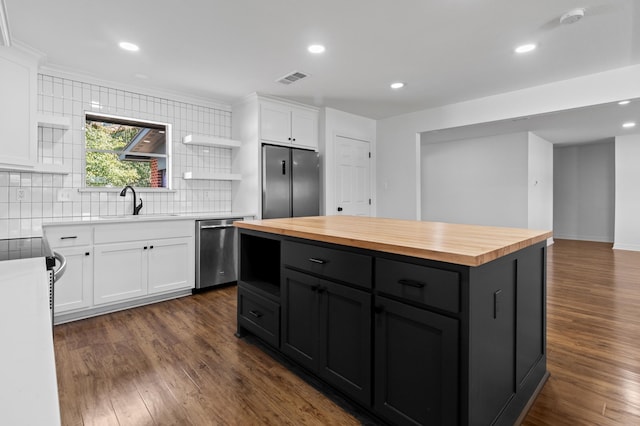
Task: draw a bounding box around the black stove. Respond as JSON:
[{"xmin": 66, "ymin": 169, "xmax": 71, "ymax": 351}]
[{"xmin": 0, "ymin": 237, "xmax": 56, "ymax": 270}]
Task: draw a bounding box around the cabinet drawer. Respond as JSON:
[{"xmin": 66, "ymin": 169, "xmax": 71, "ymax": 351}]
[
  {"xmin": 44, "ymin": 225, "xmax": 93, "ymax": 247},
  {"xmin": 376, "ymin": 258, "xmax": 460, "ymax": 313},
  {"xmin": 283, "ymin": 241, "xmax": 372, "ymax": 289},
  {"xmin": 238, "ymin": 286, "xmax": 280, "ymax": 347}
]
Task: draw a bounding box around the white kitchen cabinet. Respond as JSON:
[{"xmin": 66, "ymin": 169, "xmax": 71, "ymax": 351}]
[
  {"xmin": 94, "ymin": 237, "xmax": 193, "ymax": 305},
  {"xmin": 148, "ymin": 237, "xmax": 192, "ymax": 294},
  {"xmin": 260, "ymin": 98, "xmax": 318, "ymax": 150},
  {"xmin": 52, "ymin": 246, "xmax": 93, "ymax": 314},
  {"xmin": 45, "ymin": 225, "xmax": 94, "ymax": 316},
  {"xmin": 94, "ymin": 241, "xmax": 147, "ymax": 305},
  {"xmin": 45, "ymin": 219, "xmax": 195, "ymax": 322},
  {"xmin": 0, "ymin": 47, "xmax": 37, "ymax": 169}
]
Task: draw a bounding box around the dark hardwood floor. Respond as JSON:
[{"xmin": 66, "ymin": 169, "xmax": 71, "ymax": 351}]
[{"xmin": 54, "ymin": 239, "xmax": 640, "ymax": 425}]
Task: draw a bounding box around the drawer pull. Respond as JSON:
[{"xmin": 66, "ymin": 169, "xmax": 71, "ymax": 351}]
[
  {"xmin": 398, "ymin": 279, "xmax": 426, "ymax": 288},
  {"xmin": 249, "ymin": 310, "xmax": 263, "ymax": 318},
  {"xmin": 308, "ymin": 258, "xmax": 326, "ymax": 265},
  {"xmin": 60, "ymin": 236, "xmax": 77, "ymax": 240}
]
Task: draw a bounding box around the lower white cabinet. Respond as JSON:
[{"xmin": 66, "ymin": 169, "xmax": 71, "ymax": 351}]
[
  {"xmin": 52, "ymin": 246, "xmax": 93, "ymax": 314},
  {"xmin": 148, "ymin": 237, "xmax": 192, "ymax": 294},
  {"xmin": 94, "ymin": 237, "xmax": 193, "ymax": 306},
  {"xmin": 94, "ymin": 241, "xmax": 147, "ymax": 305},
  {"xmin": 45, "ymin": 219, "xmax": 195, "ymax": 322}
]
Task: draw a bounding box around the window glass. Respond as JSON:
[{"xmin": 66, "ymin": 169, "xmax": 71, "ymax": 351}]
[{"xmin": 85, "ymin": 113, "xmax": 170, "ymax": 188}]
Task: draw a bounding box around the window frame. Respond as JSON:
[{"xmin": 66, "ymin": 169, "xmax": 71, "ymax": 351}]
[{"xmin": 83, "ymin": 112, "xmax": 173, "ymax": 190}]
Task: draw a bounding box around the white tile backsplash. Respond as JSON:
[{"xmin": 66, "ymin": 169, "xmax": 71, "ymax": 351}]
[{"xmin": 0, "ymin": 74, "xmax": 235, "ymax": 238}]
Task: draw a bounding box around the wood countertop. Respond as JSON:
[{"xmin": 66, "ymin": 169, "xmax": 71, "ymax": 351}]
[{"xmin": 235, "ymin": 216, "xmax": 552, "ymax": 267}]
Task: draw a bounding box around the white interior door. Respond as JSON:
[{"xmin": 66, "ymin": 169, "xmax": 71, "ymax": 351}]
[{"xmin": 335, "ymin": 136, "xmax": 370, "ymax": 216}]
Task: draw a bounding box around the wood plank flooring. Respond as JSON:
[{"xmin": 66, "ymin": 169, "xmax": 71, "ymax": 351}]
[{"xmin": 54, "ymin": 239, "xmax": 640, "ymax": 425}]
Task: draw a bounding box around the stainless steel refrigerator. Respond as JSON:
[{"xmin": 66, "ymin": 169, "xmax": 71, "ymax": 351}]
[{"xmin": 262, "ymin": 144, "xmax": 319, "ymax": 219}]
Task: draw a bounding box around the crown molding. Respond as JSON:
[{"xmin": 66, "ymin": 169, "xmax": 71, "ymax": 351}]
[
  {"xmin": 0, "ymin": 0, "xmax": 11, "ymax": 46},
  {"xmin": 38, "ymin": 63, "xmax": 233, "ymax": 112}
]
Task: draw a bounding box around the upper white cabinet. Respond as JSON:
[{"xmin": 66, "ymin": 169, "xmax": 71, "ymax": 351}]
[
  {"xmin": 260, "ymin": 98, "xmax": 318, "ymax": 150},
  {"xmin": 0, "ymin": 47, "xmax": 37, "ymax": 169}
]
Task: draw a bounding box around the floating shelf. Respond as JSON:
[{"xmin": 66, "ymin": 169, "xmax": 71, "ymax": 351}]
[
  {"xmin": 182, "ymin": 134, "xmax": 241, "ymax": 148},
  {"xmin": 182, "ymin": 171, "xmax": 242, "ymax": 181},
  {"xmin": 36, "ymin": 163, "xmax": 71, "ymax": 175},
  {"xmin": 37, "ymin": 114, "xmax": 72, "ymax": 129}
]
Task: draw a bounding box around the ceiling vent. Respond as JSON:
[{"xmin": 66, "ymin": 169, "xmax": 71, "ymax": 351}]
[{"xmin": 276, "ymin": 71, "xmax": 309, "ymax": 85}]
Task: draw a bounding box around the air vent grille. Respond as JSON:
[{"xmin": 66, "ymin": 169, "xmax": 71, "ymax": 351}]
[{"xmin": 277, "ymin": 71, "xmax": 309, "ymax": 85}]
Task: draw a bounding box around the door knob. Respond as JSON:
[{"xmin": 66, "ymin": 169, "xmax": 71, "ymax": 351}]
[{"xmin": 337, "ymin": 207, "xmax": 343, "ymax": 212}]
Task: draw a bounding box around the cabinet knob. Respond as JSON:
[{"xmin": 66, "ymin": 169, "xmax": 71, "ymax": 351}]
[
  {"xmin": 292, "ymin": 138, "xmax": 296, "ymax": 142},
  {"xmin": 143, "ymin": 246, "xmax": 148, "ymax": 250},
  {"xmin": 337, "ymin": 207, "xmax": 343, "ymax": 212},
  {"xmin": 85, "ymin": 252, "xmax": 90, "ymax": 256},
  {"xmin": 249, "ymin": 310, "xmax": 263, "ymax": 318},
  {"xmin": 288, "ymin": 137, "xmax": 292, "ymax": 141},
  {"xmin": 150, "ymin": 245, "xmax": 154, "ymax": 249}
]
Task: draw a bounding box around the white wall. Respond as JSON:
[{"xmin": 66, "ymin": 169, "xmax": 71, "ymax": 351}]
[
  {"xmin": 614, "ymin": 134, "xmax": 640, "ymax": 250},
  {"xmin": 377, "ymin": 64, "xmax": 640, "ymax": 220},
  {"xmin": 528, "ymin": 133, "xmax": 553, "ymax": 231},
  {"xmin": 320, "ymin": 107, "xmax": 376, "ymax": 216},
  {"xmin": 421, "ymin": 132, "xmax": 529, "ymax": 227},
  {"xmin": 554, "ymin": 141, "xmax": 615, "ymax": 242}
]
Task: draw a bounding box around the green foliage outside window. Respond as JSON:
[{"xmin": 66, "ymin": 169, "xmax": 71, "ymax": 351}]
[{"xmin": 85, "ymin": 122, "xmax": 151, "ymax": 187}]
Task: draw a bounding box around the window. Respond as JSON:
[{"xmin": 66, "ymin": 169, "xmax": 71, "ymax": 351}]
[{"xmin": 85, "ymin": 113, "xmax": 171, "ymax": 188}]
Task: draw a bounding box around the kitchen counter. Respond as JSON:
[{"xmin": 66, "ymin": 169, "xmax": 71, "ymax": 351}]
[
  {"xmin": 0, "ymin": 257, "xmax": 60, "ymax": 426},
  {"xmin": 235, "ymin": 215, "xmax": 552, "ymax": 266},
  {"xmin": 43, "ymin": 211, "xmax": 255, "ymax": 227}
]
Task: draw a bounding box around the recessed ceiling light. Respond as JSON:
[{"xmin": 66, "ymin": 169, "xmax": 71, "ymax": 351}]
[
  {"xmin": 308, "ymin": 44, "xmax": 325, "ymax": 54},
  {"xmin": 618, "ymin": 100, "xmax": 631, "ymax": 105},
  {"xmin": 390, "ymin": 82, "xmax": 405, "ymax": 89},
  {"xmin": 622, "ymin": 122, "xmax": 636, "ymax": 128},
  {"xmin": 515, "ymin": 43, "xmax": 536, "ymax": 54},
  {"xmin": 119, "ymin": 41, "xmax": 139, "ymax": 52}
]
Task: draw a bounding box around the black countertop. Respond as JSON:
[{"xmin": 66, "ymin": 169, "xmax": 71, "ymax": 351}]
[{"xmin": 0, "ymin": 237, "xmax": 55, "ymax": 269}]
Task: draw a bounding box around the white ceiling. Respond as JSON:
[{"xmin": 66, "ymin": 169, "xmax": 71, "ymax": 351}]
[{"xmin": 2, "ymin": 0, "xmax": 640, "ymax": 141}]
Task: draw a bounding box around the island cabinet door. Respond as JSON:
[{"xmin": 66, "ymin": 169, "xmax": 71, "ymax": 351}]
[
  {"xmin": 318, "ymin": 280, "xmax": 372, "ymax": 406},
  {"xmin": 281, "ymin": 269, "xmax": 320, "ymax": 371},
  {"xmin": 373, "ymin": 296, "xmax": 459, "ymax": 426}
]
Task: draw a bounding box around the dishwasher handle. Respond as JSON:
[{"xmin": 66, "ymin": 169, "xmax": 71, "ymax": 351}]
[
  {"xmin": 53, "ymin": 251, "xmax": 67, "ymax": 282},
  {"xmin": 200, "ymin": 224, "xmax": 236, "ymax": 230}
]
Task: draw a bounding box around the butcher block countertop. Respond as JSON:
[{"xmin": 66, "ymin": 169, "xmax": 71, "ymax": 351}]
[{"xmin": 235, "ymin": 216, "xmax": 552, "ymax": 267}]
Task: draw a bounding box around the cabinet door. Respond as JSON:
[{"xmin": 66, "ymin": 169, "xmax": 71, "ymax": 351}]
[
  {"xmin": 318, "ymin": 280, "xmax": 372, "ymax": 406},
  {"xmin": 94, "ymin": 241, "xmax": 147, "ymax": 305},
  {"xmin": 290, "ymin": 107, "xmax": 318, "ymax": 150},
  {"xmin": 374, "ymin": 296, "xmax": 459, "ymax": 426},
  {"xmin": 281, "ymin": 269, "xmax": 319, "ymax": 370},
  {"xmin": 147, "ymin": 237, "xmax": 193, "ymax": 294},
  {"xmin": 260, "ymin": 101, "xmax": 292, "ymax": 145},
  {"xmin": 53, "ymin": 246, "xmax": 93, "ymax": 314},
  {"xmin": 0, "ymin": 47, "xmax": 37, "ymax": 168}
]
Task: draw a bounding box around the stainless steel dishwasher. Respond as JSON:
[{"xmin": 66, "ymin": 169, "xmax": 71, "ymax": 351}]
[{"xmin": 195, "ymin": 218, "xmax": 242, "ymax": 291}]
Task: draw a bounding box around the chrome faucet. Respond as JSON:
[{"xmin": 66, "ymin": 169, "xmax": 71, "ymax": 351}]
[{"xmin": 119, "ymin": 185, "xmax": 143, "ymax": 215}]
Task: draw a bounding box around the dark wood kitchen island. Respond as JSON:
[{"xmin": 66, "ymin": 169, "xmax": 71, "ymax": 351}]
[{"xmin": 234, "ymin": 216, "xmax": 552, "ymax": 426}]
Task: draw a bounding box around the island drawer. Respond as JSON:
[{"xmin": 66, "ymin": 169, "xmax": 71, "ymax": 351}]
[
  {"xmin": 238, "ymin": 286, "xmax": 280, "ymax": 347},
  {"xmin": 375, "ymin": 258, "xmax": 460, "ymax": 313},
  {"xmin": 283, "ymin": 240, "xmax": 372, "ymax": 289}
]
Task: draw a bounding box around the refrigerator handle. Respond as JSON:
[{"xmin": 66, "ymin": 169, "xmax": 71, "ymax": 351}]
[{"xmin": 282, "ymin": 160, "xmax": 286, "ymax": 175}]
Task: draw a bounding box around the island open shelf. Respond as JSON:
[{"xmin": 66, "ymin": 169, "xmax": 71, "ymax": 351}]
[{"xmin": 234, "ymin": 216, "xmax": 552, "ymax": 426}]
